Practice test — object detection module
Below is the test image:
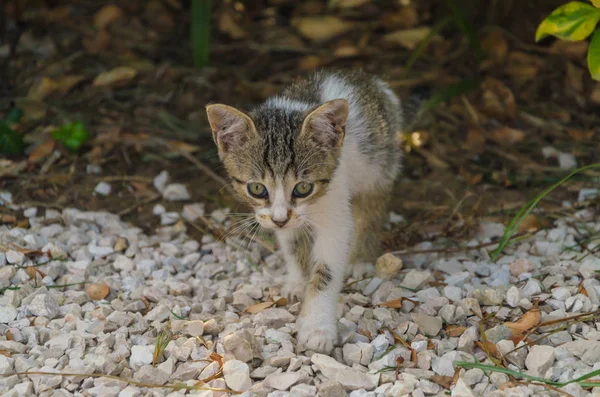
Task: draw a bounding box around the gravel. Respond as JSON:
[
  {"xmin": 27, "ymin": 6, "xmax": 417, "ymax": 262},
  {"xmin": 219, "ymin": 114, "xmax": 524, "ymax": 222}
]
[{"xmin": 1, "ymin": 190, "xmax": 600, "ymax": 397}]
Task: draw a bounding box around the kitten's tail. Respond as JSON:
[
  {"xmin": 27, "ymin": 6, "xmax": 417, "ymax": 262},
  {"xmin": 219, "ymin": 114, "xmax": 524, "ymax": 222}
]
[{"xmin": 402, "ymin": 85, "xmax": 431, "ymax": 131}]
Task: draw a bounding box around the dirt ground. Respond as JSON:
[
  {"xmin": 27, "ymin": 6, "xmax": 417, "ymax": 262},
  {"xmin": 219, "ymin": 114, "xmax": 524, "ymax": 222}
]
[{"xmin": 1, "ymin": 0, "xmax": 599, "ymax": 250}]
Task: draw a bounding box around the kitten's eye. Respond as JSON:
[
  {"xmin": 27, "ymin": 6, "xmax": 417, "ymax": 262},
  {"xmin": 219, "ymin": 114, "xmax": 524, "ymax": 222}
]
[
  {"xmin": 293, "ymin": 182, "xmax": 314, "ymax": 198},
  {"xmin": 247, "ymin": 183, "xmax": 268, "ymax": 198}
]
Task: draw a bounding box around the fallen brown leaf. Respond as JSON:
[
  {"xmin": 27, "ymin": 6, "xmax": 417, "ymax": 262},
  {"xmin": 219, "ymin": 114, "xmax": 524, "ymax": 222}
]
[
  {"xmin": 516, "ymin": 214, "xmax": 544, "ymax": 234},
  {"xmin": 1, "ymin": 215, "xmax": 17, "ymax": 224},
  {"xmin": 568, "ymin": 129, "xmax": 595, "ymax": 141},
  {"xmin": 28, "ymin": 139, "xmax": 56, "ymax": 163},
  {"xmin": 487, "ymin": 126, "xmax": 525, "ymax": 145},
  {"xmin": 0, "ymin": 350, "xmax": 12, "ymax": 357},
  {"xmin": 382, "ymin": 7, "xmax": 419, "ymax": 30},
  {"xmin": 481, "ymin": 78, "xmax": 518, "ymax": 120},
  {"xmin": 86, "ymin": 282, "xmax": 110, "ymax": 300},
  {"xmin": 94, "ymin": 4, "xmax": 124, "ymax": 30},
  {"xmin": 379, "ymin": 298, "xmax": 404, "ymax": 309},
  {"xmin": 28, "ymin": 77, "xmax": 60, "ymax": 100},
  {"xmin": 383, "ymin": 27, "xmax": 433, "ymax": 50},
  {"xmin": 505, "ymin": 51, "xmax": 543, "ymax": 83},
  {"xmin": 431, "ymin": 375, "xmax": 454, "ymax": 389},
  {"xmin": 274, "ymin": 297, "xmax": 288, "ymax": 307},
  {"xmin": 93, "ymin": 67, "xmax": 137, "ymax": 87},
  {"xmin": 218, "ymin": 9, "xmax": 248, "ymax": 39},
  {"xmin": 244, "ymin": 301, "xmax": 275, "ymax": 314},
  {"xmin": 504, "ymin": 309, "xmax": 541, "ymax": 337},
  {"xmin": 475, "ymin": 340, "xmax": 501, "ymax": 360},
  {"xmin": 445, "ymin": 325, "xmax": 467, "ymax": 337},
  {"xmin": 292, "ymin": 16, "xmax": 353, "ymax": 41}
]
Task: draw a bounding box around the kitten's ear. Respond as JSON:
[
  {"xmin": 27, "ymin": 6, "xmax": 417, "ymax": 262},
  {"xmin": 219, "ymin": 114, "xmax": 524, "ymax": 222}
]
[
  {"xmin": 300, "ymin": 99, "xmax": 349, "ymax": 148},
  {"xmin": 206, "ymin": 104, "xmax": 257, "ymax": 153}
]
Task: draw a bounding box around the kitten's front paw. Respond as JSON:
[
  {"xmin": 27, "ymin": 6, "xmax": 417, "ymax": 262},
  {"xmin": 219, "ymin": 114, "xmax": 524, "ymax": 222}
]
[
  {"xmin": 297, "ymin": 320, "xmax": 337, "ymax": 354},
  {"xmin": 282, "ymin": 282, "xmax": 305, "ymax": 302}
]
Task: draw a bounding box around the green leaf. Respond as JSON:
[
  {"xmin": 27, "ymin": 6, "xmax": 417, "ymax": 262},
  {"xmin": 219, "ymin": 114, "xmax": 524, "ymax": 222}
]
[
  {"xmin": 0, "ymin": 121, "xmax": 25, "ymax": 155},
  {"xmin": 536, "ymin": 1, "xmax": 600, "ymax": 42},
  {"xmin": 4, "ymin": 107, "xmax": 24, "ymax": 123},
  {"xmin": 191, "ymin": 0, "xmax": 212, "ymax": 68},
  {"xmin": 51, "ymin": 121, "xmax": 90, "ymax": 152},
  {"xmin": 588, "ymin": 28, "xmax": 600, "ymax": 80}
]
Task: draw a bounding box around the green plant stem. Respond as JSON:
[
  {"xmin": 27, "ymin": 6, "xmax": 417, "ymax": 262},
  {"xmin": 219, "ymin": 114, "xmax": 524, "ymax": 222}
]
[
  {"xmin": 404, "ymin": 16, "xmax": 452, "ymax": 75},
  {"xmin": 489, "ymin": 163, "xmax": 600, "ymax": 262},
  {"xmin": 455, "ymin": 362, "xmax": 600, "ymax": 388},
  {"xmin": 191, "ymin": 0, "xmax": 212, "ymax": 68}
]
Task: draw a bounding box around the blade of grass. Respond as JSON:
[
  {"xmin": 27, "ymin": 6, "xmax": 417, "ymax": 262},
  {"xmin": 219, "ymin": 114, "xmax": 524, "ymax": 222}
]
[
  {"xmin": 490, "ymin": 163, "xmax": 600, "ymax": 262},
  {"xmin": 191, "ymin": 0, "xmax": 212, "ymax": 68},
  {"xmin": 404, "ymin": 16, "xmax": 452, "ymax": 75},
  {"xmin": 443, "ymin": 0, "xmax": 484, "ymax": 60},
  {"xmin": 455, "ymin": 362, "xmax": 600, "ymax": 388}
]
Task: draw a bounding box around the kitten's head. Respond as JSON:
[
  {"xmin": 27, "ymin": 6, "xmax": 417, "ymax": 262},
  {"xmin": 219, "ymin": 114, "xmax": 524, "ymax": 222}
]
[{"xmin": 206, "ymin": 99, "xmax": 349, "ymax": 230}]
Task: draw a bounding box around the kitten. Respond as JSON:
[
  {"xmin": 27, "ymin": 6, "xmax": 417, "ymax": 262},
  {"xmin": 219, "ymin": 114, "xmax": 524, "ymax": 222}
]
[{"xmin": 206, "ymin": 70, "xmax": 404, "ymax": 354}]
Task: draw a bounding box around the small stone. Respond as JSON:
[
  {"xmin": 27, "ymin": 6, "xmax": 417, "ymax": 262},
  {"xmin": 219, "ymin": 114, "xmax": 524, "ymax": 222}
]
[
  {"xmin": 134, "ymin": 366, "xmax": 169, "ymax": 385},
  {"xmin": 343, "ymin": 342, "xmax": 374, "ymax": 366},
  {"xmin": 153, "ymin": 204, "xmax": 166, "ymax": 215},
  {"xmin": 254, "ymin": 308, "xmax": 295, "ymax": 328},
  {"xmin": 181, "ymin": 320, "xmax": 204, "ymax": 336},
  {"xmin": 311, "ymin": 353, "xmax": 379, "ymax": 391},
  {"xmin": 484, "ymin": 325, "xmax": 513, "ymax": 344},
  {"xmin": 443, "ymin": 286, "xmax": 463, "ymax": 302},
  {"xmin": 525, "ymin": 345, "xmax": 555, "ymax": 377},
  {"xmin": 470, "ymin": 289, "xmax": 503, "ymax": 306},
  {"xmin": 6, "ymin": 250, "xmax": 25, "ymax": 264},
  {"xmin": 182, "ymin": 203, "xmax": 205, "ymax": 222},
  {"xmin": 223, "ymin": 330, "xmax": 256, "ymax": 362},
  {"xmin": 0, "ymin": 305, "xmax": 17, "ymax": 323},
  {"xmin": 452, "ymin": 378, "xmax": 475, "ymax": 397},
  {"xmin": 506, "ymin": 286, "xmax": 520, "ymax": 308},
  {"xmin": 263, "ymin": 371, "xmax": 304, "ymax": 391},
  {"xmin": 28, "ymin": 294, "xmax": 59, "ymax": 319},
  {"xmin": 153, "ymin": 170, "xmax": 170, "ymax": 192},
  {"xmin": 412, "ymin": 314, "xmax": 443, "ymax": 336},
  {"xmin": 401, "ymin": 270, "xmax": 431, "ymax": 289},
  {"xmin": 289, "ymin": 384, "xmax": 317, "ymax": 397},
  {"xmin": 521, "ymin": 279, "xmax": 542, "ymax": 297},
  {"xmin": 94, "ymin": 182, "xmax": 112, "ymax": 196},
  {"xmin": 161, "ymin": 212, "xmax": 180, "ymax": 225},
  {"xmin": 223, "ymin": 360, "xmax": 252, "ymax": 392},
  {"xmin": 551, "ymin": 287, "xmax": 571, "ymax": 301},
  {"xmin": 23, "ymin": 207, "xmax": 37, "ymax": 217},
  {"xmin": 162, "ymin": 183, "xmax": 191, "ymax": 201},
  {"xmin": 431, "ymin": 357, "xmax": 455, "ymax": 376},
  {"xmin": 375, "ymin": 253, "xmax": 403, "ymax": 279},
  {"xmin": 462, "ymin": 368, "xmax": 484, "ymax": 385},
  {"xmin": 130, "ymin": 345, "xmax": 155, "ymax": 367},
  {"xmin": 510, "ymin": 259, "xmax": 534, "ymax": 276}
]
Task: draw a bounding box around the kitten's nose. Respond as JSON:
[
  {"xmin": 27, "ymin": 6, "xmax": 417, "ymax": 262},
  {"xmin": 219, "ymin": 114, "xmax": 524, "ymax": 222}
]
[{"xmin": 272, "ymin": 218, "xmax": 288, "ymax": 228}]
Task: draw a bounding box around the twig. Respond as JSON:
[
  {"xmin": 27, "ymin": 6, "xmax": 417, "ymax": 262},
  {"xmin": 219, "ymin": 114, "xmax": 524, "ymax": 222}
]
[
  {"xmin": 0, "ymin": 372, "xmax": 236, "ymax": 393},
  {"xmin": 118, "ymin": 194, "xmax": 161, "ymax": 217}
]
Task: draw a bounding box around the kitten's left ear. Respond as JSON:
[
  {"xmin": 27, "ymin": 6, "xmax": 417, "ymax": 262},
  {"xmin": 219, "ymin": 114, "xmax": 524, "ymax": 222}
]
[
  {"xmin": 206, "ymin": 104, "xmax": 258, "ymax": 154},
  {"xmin": 300, "ymin": 99, "xmax": 349, "ymax": 149}
]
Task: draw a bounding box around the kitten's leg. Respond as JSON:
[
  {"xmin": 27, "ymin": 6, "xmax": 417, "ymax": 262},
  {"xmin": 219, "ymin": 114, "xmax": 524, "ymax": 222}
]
[
  {"xmin": 349, "ymin": 188, "xmax": 391, "ymax": 279},
  {"xmin": 277, "ymin": 231, "xmax": 311, "ymax": 302},
  {"xmin": 297, "ymin": 206, "xmax": 352, "ymax": 354}
]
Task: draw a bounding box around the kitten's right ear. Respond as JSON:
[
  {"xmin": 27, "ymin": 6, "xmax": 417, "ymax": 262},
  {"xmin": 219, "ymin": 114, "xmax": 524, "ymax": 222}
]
[{"xmin": 206, "ymin": 104, "xmax": 257, "ymax": 154}]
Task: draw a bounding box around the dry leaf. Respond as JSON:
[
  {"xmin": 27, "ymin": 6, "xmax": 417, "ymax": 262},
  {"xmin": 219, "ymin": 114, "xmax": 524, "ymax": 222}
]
[
  {"xmin": 382, "ymin": 7, "xmax": 419, "ymax": 30},
  {"xmin": 505, "ymin": 51, "xmax": 543, "ymax": 83},
  {"xmin": 475, "ymin": 340, "xmax": 501, "ymax": 359},
  {"xmin": 298, "ymin": 55, "xmax": 322, "ymax": 71},
  {"xmin": 383, "ymin": 27, "xmax": 433, "ymax": 49},
  {"xmin": 504, "ymin": 309, "xmax": 541, "ymax": 337},
  {"xmin": 113, "ymin": 237, "xmax": 129, "ymax": 252},
  {"xmin": 244, "ymin": 301, "xmax": 275, "ymax": 314},
  {"xmin": 83, "ymin": 29, "xmax": 111, "ymax": 54},
  {"xmin": 516, "ymin": 214, "xmax": 544, "ymax": 234},
  {"xmin": 334, "ymin": 42, "xmax": 359, "ymax": 58},
  {"xmin": 274, "ymin": 297, "xmax": 288, "ymax": 307},
  {"xmin": 568, "ymin": 129, "xmax": 595, "ymax": 141},
  {"xmin": 28, "ymin": 77, "xmax": 60, "ymax": 100},
  {"xmin": 166, "ymin": 140, "xmax": 200, "ymax": 153},
  {"xmin": 292, "ymin": 16, "xmax": 353, "ymax": 41},
  {"xmin": 93, "ymin": 67, "xmax": 137, "ymax": 87},
  {"xmin": 218, "ymin": 10, "xmax": 248, "ymax": 39},
  {"xmin": 380, "ymin": 298, "xmax": 403, "ymax": 309},
  {"xmin": 590, "ymin": 83, "xmax": 600, "ymax": 105},
  {"xmin": 464, "ymin": 128, "xmax": 485, "ymax": 152},
  {"xmin": 332, "ymin": 0, "xmax": 370, "ymax": 9},
  {"xmin": 413, "ymin": 147, "xmax": 450, "ymax": 169},
  {"xmin": 460, "ymin": 169, "xmax": 483, "ymax": 186},
  {"xmin": 1, "ymin": 215, "xmax": 17, "ymax": 224},
  {"xmin": 0, "ymin": 350, "xmax": 12, "ymax": 357},
  {"xmin": 445, "ymin": 325, "xmax": 467, "ymax": 337},
  {"xmin": 481, "ymin": 78, "xmax": 518, "ymax": 120},
  {"xmin": 566, "ymin": 62, "xmax": 585, "ymax": 94},
  {"xmin": 28, "ymin": 139, "xmax": 56, "ymax": 163},
  {"xmin": 25, "ymin": 267, "xmax": 39, "ymax": 280},
  {"xmin": 487, "ymin": 127, "xmax": 525, "ymax": 145},
  {"xmin": 94, "ymin": 4, "xmax": 124, "ymax": 30},
  {"xmin": 431, "ymin": 375, "xmax": 454, "ymax": 389},
  {"xmin": 86, "ymin": 282, "xmax": 110, "ymax": 300},
  {"xmin": 551, "ymin": 40, "xmax": 588, "ymax": 60}
]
